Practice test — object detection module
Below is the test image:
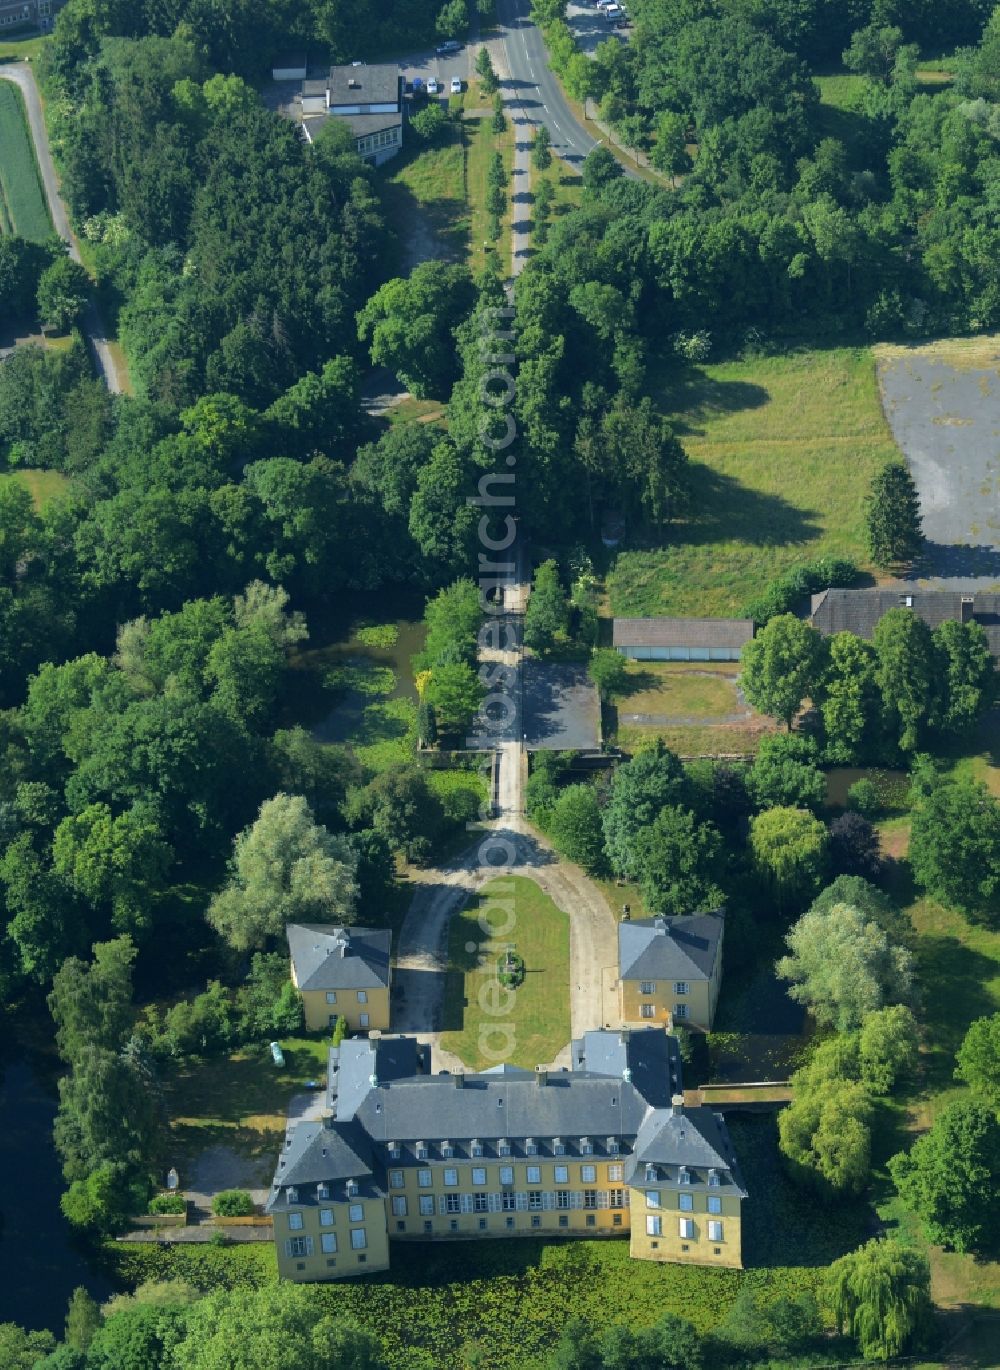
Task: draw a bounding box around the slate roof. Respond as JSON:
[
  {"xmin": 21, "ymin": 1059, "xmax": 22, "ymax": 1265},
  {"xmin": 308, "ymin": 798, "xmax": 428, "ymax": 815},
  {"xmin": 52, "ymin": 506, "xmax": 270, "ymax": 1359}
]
[
  {"xmin": 266, "ymin": 1029, "xmax": 746, "ymax": 1206},
  {"xmin": 327, "ymin": 63, "xmax": 400, "ymax": 107},
  {"xmin": 629, "ymin": 1107, "xmax": 747, "ymax": 1196},
  {"xmin": 286, "ymin": 924, "xmax": 391, "ymax": 993},
  {"xmin": 811, "ymin": 589, "xmax": 1000, "ymax": 656},
  {"xmin": 619, "ymin": 914, "xmax": 724, "ymax": 984},
  {"xmin": 613, "ymin": 617, "xmax": 753, "ymax": 649}
]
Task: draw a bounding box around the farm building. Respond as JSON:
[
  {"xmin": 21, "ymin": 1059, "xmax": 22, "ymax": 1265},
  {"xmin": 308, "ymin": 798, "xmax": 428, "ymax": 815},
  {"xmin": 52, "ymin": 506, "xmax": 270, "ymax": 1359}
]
[
  {"xmin": 811, "ymin": 589, "xmax": 1000, "ymax": 658},
  {"xmin": 612, "ymin": 617, "xmax": 754, "ymax": 662}
]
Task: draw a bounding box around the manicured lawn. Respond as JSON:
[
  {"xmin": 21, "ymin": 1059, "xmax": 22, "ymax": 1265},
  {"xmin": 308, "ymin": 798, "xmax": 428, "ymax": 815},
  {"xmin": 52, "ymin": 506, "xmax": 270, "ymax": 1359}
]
[
  {"xmin": 440, "ymin": 875, "xmax": 571, "ymax": 1070},
  {"xmin": 0, "ymin": 78, "xmax": 51, "ymax": 241},
  {"xmin": 614, "ymin": 660, "xmax": 743, "ymax": 719},
  {"xmin": 164, "ymin": 1038, "xmax": 330, "ymax": 1168},
  {"xmin": 0, "ymin": 467, "xmax": 69, "ymax": 507},
  {"xmin": 0, "ymin": 33, "xmax": 46, "ymax": 63},
  {"xmin": 607, "ymin": 348, "xmax": 897, "ymax": 618},
  {"xmin": 617, "ymin": 719, "xmax": 769, "ymax": 758},
  {"xmin": 466, "ymin": 111, "xmax": 513, "ymax": 275}
]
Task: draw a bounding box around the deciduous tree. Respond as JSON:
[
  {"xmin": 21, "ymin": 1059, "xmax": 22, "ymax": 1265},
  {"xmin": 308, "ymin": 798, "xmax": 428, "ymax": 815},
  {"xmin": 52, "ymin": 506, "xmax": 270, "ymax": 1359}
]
[
  {"xmin": 823, "ymin": 1239, "xmax": 931, "ymax": 1361},
  {"xmin": 740, "ymin": 614, "xmax": 826, "ymax": 729},
  {"xmin": 909, "ymin": 777, "xmax": 1000, "ymax": 916},
  {"xmin": 890, "ymin": 1100, "xmax": 1000, "ymax": 1253}
]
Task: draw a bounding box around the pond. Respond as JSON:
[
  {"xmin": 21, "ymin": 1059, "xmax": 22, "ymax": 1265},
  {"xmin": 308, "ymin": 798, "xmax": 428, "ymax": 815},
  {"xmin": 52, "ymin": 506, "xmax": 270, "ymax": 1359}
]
[
  {"xmin": 0, "ymin": 1051, "xmax": 112, "ymax": 1334},
  {"xmin": 280, "ymin": 591, "xmax": 427, "ymax": 747},
  {"xmin": 824, "ymin": 767, "xmax": 909, "ymax": 811}
]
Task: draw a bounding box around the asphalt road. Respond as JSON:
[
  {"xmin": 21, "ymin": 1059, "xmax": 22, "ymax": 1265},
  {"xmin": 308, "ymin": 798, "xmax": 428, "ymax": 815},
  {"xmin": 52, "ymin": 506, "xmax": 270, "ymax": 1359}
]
[
  {"xmin": 496, "ymin": 0, "xmax": 598, "ymax": 165},
  {"xmin": 0, "ymin": 64, "xmax": 126, "ymax": 394}
]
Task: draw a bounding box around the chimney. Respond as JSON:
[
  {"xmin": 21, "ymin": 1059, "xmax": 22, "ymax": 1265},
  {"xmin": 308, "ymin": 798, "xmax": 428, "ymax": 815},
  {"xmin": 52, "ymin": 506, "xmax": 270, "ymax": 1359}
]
[
  {"xmin": 961, "ymin": 595, "xmax": 974, "ymax": 623},
  {"xmin": 454, "ymin": 1072, "xmax": 465, "ymax": 1088},
  {"xmin": 536, "ymin": 1068, "xmax": 548, "ymax": 1087},
  {"xmin": 653, "ymin": 916, "xmax": 667, "ymax": 933},
  {"xmin": 671, "ymin": 1092, "xmax": 685, "ymax": 1115},
  {"xmin": 369, "ymin": 1030, "xmax": 382, "ymax": 1042}
]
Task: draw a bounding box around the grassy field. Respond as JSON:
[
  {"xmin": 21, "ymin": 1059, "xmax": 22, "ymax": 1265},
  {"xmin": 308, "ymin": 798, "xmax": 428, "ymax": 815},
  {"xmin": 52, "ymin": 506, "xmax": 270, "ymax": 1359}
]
[
  {"xmin": 607, "ymin": 348, "xmax": 897, "ymax": 618},
  {"xmin": 0, "ymin": 78, "xmax": 51, "ymax": 241},
  {"xmin": 377, "ymin": 105, "xmax": 514, "ymax": 274},
  {"xmin": 615, "ymin": 660, "xmax": 743, "ymax": 718},
  {"xmin": 0, "ymin": 33, "xmax": 46, "ymax": 63},
  {"xmin": 440, "ymin": 875, "xmax": 571, "ymax": 1070},
  {"xmin": 0, "ymin": 467, "xmax": 69, "ymax": 507},
  {"xmin": 164, "ymin": 1038, "xmax": 330, "ymax": 1170}
]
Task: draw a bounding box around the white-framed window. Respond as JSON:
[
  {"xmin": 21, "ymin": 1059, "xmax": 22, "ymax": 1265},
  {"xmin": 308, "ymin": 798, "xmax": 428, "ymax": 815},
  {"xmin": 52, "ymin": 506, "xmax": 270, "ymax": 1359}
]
[
  {"xmin": 556, "ymin": 1190, "xmax": 570, "ymax": 1209},
  {"xmin": 325, "ymin": 991, "xmax": 337, "ymax": 1004},
  {"xmin": 553, "ymin": 1140, "xmax": 566, "ymax": 1155},
  {"xmin": 580, "ymin": 1139, "xmax": 594, "ymax": 1155},
  {"xmin": 349, "ymin": 1204, "xmax": 364, "ymax": 1222},
  {"xmin": 708, "ymin": 1220, "xmax": 724, "ymax": 1242},
  {"xmin": 389, "ymin": 1170, "xmax": 404, "ymax": 1189},
  {"xmin": 708, "ymin": 1171, "xmax": 722, "ymax": 1187},
  {"xmin": 646, "ymin": 1215, "xmax": 661, "ymax": 1237},
  {"xmin": 645, "ymin": 1190, "xmax": 660, "ymax": 1208},
  {"xmin": 679, "ymin": 1217, "xmax": 694, "ymax": 1239},
  {"xmin": 321, "ymin": 1232, "xmax": 337, "ymax": 1254},
  {"xmin": 391, "ymin": 1196, "xmax": 407, "ymax": 1217},
  {"xmin": 674, "ymin": 1003, "xmax": 689, "ymax": 1020},
  {"xmin": 472, "ymin": 1167, "xmax": 486, "ymax": 1186},
  {"xmin": 554, "ymin": 1165, "xmax": 569, "ymax": 1184},
  {"xmin": 640, "ymin": 981, "xmax": 655, "ymax": 995},
  {"xmin": 443, "ymin": 1194, "xmax": 461, "ymax": 1214},
  {"xmin": 500, "ymin": 1166, "xmax": 513, "ymax": 1185},
  {"xmin": 474, "ymin": 1192, "xmax": 488, "ymax": 1212},
  {"xmin": 581, "ymin": 1165, "xmax": 596, "ymax": 1183},
  {"xmin": 360, "ymin": 1013, "xmax": 370, "ymax": 1029},
  {"xmin": 357, "ymin": 990, "xmax": 368, "ymax": 1003},
  {"xmin": 443, "ymin": 1168, "xmax": 458, "ymax": 1187},
  {"xmin": 419, "ymin": 1196, "xmax": 434, "ymax": 1216},
  {"xmin": 678, "ymin": 1167, "xmax": 691, "ymax": 1185},
  {"xmin": 525, "ymin": 1140, "xmax": 538, "ymax": 1155},
  {"xmin": 319, "ymin": 1209, "xmax": 334, "ymax": 1226},
  {"xmin": 679, "ymin": 1192, "xmax": 693, "ymax": 1212},
  {"xmin": 708, "ymin": 1196, "xmax": 722, "ymax": 1215},
  {"xmin": 416, "ymin": 1145, "xmax": 428, "ymax": 1161},
  {"xmin": 526, "ymin": 1166, "xmax": 541, "ymax": 1184},
  {"xmin": 640, "ymin": 1004, "xmax": 655, "ymax": 1018},
  {"xmin": 471, "ymin": 1142, "xmax": 484, "ymax": 1158},
  {"xmin": 287, "ymin": 1212, "xmax": 304, "ymax": 1231},
  {"xmin": 608, "ymin": 1163, "xmax": 623, "ymax": 1181},
  {"xmin": 351, "ymin": 1228, "xmax": 367, "ymax": 1250},
  {"xmin": 673, "ymin": 981, "xmax": 688, "ymax": 995},
  {"xmin": 441, "ymin": 1143, "xmax": 455, "ymax": 1159},
  {"xmin": 418, "ymin": 1169, "xmax": 432, "ymax": 1187},
  {"xmin": 285, "ymin": 1235, "xmax": 313, "ymax": 1257},
  {"xmin": 498, "ymin": 1140, "xmax": 511, "ymax": 1156}
]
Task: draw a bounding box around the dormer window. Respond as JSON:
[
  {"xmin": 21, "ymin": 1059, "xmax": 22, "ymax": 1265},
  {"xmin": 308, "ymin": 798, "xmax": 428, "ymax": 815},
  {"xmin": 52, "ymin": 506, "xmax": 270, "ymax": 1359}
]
[
  {"xmin": 580, "ymin": 1137, "xmax": 593, "ymax": 1156},
  {"xmin": 471, "ymin": 1139, "xmax": 484, "ymax": 1158},
  {"xmin": 498, "ymin": 1138, "xmax": 511, "ymax": 1156},
  {"xmin": 441, "ymin": 1141, "xmax": 455, "ymax": 1159},
  {"xmin": 525, "ymin": 1138, "xmax": 537, "ymax": 1156},
  {"xmin": 346, "ymin": 1179, "xmax": 359, "ymax": 1198},
  {"xmin": 552, "ymin": 1138, "xmax": 565, "ymax": 1156},
  {"xmin": 389, "ymin": 1142, "xmax": 400, "ymax": 1159},
  {"xmin": 607, "ymin": 1136, "xmax": 619, "ymax": 1155},
  {"xmin": 317, "ymin": 1183, "xmax": 330, "ymax": 1200},
  {"xmin": 416, "ymin": 1142, "xmax": 428, "ymax": 1160},
  {"xmin": 645, "ymin": 1164, "xmax": 657, "ymax": 1183},
  {"xmin": 287, "ymin": 1186, "xmax": 299, "ymax": 1203},
  {"xmin": 708, "ymin": 1170, "xmax": 721, "ymax": 1187},
  {"xmin": 679, "ymin": 1167, "xmax": 691, "ymax": 1185}
]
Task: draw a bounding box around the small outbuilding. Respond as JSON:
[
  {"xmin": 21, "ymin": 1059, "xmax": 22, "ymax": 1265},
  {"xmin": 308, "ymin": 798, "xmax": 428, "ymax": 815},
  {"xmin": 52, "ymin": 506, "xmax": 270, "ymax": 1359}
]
[
  {"xmin": 287, "ymin": 924, "xmax": 392, "ymax": 1033},
  {"xmin": 613, "ymin": 617, "xmax": 754, "ymax": 662},
  {"xmin": 618, "ymin": 912, "xmax": 725, "ymax": 1031},
  {"xmin": 272, "ymin": 52, "xmax": 308, "ymax": 81}
]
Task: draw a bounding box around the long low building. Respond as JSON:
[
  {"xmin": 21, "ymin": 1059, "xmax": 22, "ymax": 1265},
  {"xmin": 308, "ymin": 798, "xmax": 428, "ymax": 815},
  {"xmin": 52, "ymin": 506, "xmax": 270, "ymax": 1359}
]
[
  {"xmin": 811, "ymin": 589, "xmax": 1000, "ymax": 656},
  {"xmin": 266, "ymin": 1028, "xmax": 747, "ymax": 1280},
  {"xmin": 613, "ymin": 617, "xmax": 754, "ymax": 662}
]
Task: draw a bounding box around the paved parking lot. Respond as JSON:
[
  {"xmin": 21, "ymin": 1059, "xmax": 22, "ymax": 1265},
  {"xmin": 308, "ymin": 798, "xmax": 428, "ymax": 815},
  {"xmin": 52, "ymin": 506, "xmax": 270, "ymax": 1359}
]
[
  {"xmin": 522, "ymin": 661, "xmax": 601, "ymax": 751},
  {"xmin": 566, "ymin": 0, "xmax": 631, "ymax": 56}
]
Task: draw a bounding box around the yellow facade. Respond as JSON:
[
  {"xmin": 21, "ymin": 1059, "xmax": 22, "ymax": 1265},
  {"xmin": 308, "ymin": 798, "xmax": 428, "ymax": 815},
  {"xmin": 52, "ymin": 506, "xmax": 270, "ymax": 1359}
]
[
  {"xmin": 298, "ymin": 983, "xmax": 390, "ymax": 1034},
  {"xmin": 629, "ymin": 1184, "xmax": 742, "ymax": 1268},
  {"xmin": 619, "ymin": 971, "xmax": 718, "ymax": 1032},
  {"xmin": 274, "ymin": 1193, "xmax": 390, "ymax": 1281}
]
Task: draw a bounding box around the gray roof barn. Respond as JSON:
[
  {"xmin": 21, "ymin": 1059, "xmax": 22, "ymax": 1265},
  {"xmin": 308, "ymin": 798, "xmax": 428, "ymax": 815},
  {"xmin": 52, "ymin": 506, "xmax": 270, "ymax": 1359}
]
[
  {"xmin": 811, "ymin": 589, "xmax": 1000, "ymax": 656},
  {"xmin": 266, "ymin": 1027, "xmax": 746, "ymax": 1212},
  {"xmin": 613, "ymin": 618, "xmax": 754, "ymax": 650},
  {"xmin": 619, "ymin": 914, "xmax": 724, "ymax": 984},
  {"xmin": 286, "ymin": 924, "xmax": 391, "ymax": 993}
]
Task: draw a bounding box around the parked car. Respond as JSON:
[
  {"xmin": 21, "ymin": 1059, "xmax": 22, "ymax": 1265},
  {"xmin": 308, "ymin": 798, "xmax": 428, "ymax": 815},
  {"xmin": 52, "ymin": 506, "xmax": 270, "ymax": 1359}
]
[
  {"xmin": 436, "ymin": 39, "xmax": 463, "ymax": 55},
  {"xmin": 604, "ymin": 5, "xmax": 623, "ymax": 19},
  {"xmin": 450, "ymin": 76, "xmax": 463, "ymax": 94},
  {"xmin": 427, "ymin": 76, "xmax": 440, "ymax": 94},
  {"xmin": 411, "ymin": 76, "xmax": 424, "ymax": 95}
]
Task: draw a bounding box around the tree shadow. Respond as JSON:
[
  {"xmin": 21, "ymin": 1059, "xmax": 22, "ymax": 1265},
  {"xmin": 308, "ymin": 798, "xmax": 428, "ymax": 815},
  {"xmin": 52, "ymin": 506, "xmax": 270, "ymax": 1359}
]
[
  {"xmin": 904, "ymin": 541, "xmax": 1000, "ymax": 581},
  {"xmin": 660, "ymin": 365, "xmax": 771, "ymax": 438},
  {"xmin": 913, "ymin": 933, "xmax": 1000, "ymax": 1091}
]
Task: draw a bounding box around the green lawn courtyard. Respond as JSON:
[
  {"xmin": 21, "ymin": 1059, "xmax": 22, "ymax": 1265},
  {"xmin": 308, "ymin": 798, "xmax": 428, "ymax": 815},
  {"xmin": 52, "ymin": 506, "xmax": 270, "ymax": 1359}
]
[{"xmin": 440, "ymin": 875, "xmax": 571, "ymax": 1070}]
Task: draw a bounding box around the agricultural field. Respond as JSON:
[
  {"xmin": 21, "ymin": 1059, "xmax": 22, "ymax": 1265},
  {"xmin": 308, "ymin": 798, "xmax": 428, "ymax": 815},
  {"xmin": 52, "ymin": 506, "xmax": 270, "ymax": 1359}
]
[
  {"xmin": 608, "ymin": 347, "xmax": 898, "ymax": 618},
  {"xmin": 440, "ymin": 875, "xmax": 571, "ymax": 1070},
  {"xmin": 0, "ymin": 78, "xmax": 50, "ymax": 241}
]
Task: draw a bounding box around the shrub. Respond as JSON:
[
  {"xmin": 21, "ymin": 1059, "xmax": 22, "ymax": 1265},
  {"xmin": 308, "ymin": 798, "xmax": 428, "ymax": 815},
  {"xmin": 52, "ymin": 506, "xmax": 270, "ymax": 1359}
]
[
  {"xmin": 149, "ymin": 1193, "xmax": 187, "ymax": 1215},
  {"xmin": 331, "ymin": 1015, "xmax": 348, "ymax": 1047},
  {"xmin": 846, "ymin": 778, "xmax": 879, "ymax": 816},
  {"xmin": 745, "ymin": 557, "xmax": 859, "ymax": 626},
  {"xmin": 410, "ymin": 102, "xmax": 450, "ymax": 142},
  {"xmin": 212, "ymin": 1190, "xmax": 255, "ymax": 1218}
]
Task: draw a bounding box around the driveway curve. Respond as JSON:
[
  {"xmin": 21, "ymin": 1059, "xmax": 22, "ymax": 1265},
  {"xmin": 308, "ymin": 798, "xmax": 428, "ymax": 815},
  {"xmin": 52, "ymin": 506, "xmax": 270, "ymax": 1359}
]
[
  {"xmin": 394, "ymin": 818, "xmax": 620, "ymax": 1072},
  {"xmin": 0, "ymin": 64, "xmax": 127, "ymax": 394}
]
